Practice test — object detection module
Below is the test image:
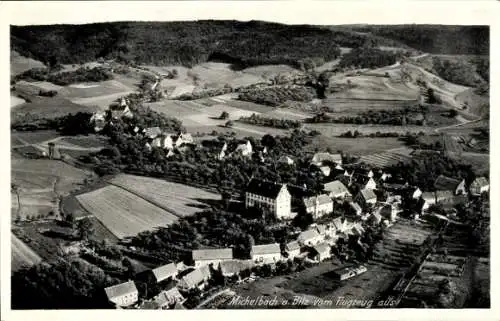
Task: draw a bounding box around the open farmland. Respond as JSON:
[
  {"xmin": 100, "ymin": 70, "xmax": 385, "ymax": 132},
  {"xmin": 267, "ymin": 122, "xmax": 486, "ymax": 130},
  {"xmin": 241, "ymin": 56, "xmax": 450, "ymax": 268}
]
[
  {"xmin": 304, "ymin": 123, "xmax": 436, "ymax": 136},
  {"xmin": 108, "ymin": 174, "xmax": 220, "ymax": 217},
  {"xmin": 322, "ymin": 97, "xmax": 419, "ymax": 113},
  {"xmin": 11, "ymin": 96, "xmax": 99, "ymax": 121},
  {"xmin": 11, "ymin": 233, "xmax": 43, "ymax": 272},
  {"xmin": 307, "ymin": 136, "xmax": 407, "ymax": 156},
  {"xmin": 11, "ymin": 51, "xmax": 46, "ymax": 76},
  {"xmin": 76, "ymin": 185, "xmax": 179, "ymax": 239}
]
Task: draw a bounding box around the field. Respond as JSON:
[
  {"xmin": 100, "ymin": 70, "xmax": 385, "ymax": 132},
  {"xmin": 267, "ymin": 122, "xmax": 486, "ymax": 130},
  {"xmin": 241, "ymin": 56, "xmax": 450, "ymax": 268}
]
[
  {"xmin": 11, "ymin": 233, "xmax": 43, "ymax": 272},
  {"xmin": 356, "ymin": 147, "xmax": 414, "ymax": 167},
  {"xmin": 109, "ymin": 174, "xmax": 220, "ymax": 217},
  {"xmin": 11, "ymin": 95, "xmax": 26, "ymax": 108},
  {"xmin": 12, "ymin": 159, "xmax": 95, "ymax": 220},
  {"xmin": 76, "ymin": 185, "xmax": 179, "ymax": 239},
  {"xmin": 11, "ymin": 96, "xmax": 99, "ymax": 121},
  {"xmin": 307, "ymin": 136, "xmax": 407, "ymax": 157},
  {"xmin": 60, "ymin": 135, "xmax": 109, "ymax": 148},
  {"xmin": 304, "ymin": 123, "xmax": 436, "ymax": 135},
  {"xmin": 11, "ymin": 51, "xmax": 45, "ymax": 76},
  {"xmin": 11, "ymin": 130, "xmax": 60, "ymax": 146}
]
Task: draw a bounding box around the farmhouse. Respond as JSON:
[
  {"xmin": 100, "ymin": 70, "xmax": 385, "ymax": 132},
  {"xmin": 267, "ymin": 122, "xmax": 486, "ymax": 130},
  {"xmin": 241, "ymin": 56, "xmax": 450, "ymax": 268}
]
[
  {"xmin": 152, "ymin": 134, "xmax": 174, "ymax": 150},
  {"xmin": 311, "ymin": 152, "xmax": 342, "ymax": 166},
  {"xmin": 435, "ymin": 190, "xmax": 456, "ymax": 204},
  {"xmin": 245, "ymin": 179, "xmax": 292, "ymax": 220},
  {"xmin": 310, "ymin": 243, "xmax": 332, "ymax": 262},
  {"xmin": 470, "ymin": 177, "xmax": 489, "ymax": 195},
  {"xmin": 324, "ymin": 180, "xmax": 351, "ymax": 199},
  {"xmin": 297, "ymin": 228, "xmax": 322, "ymax": 246},
  {"xmin": 279, "ymin": 155, "xmax": 295, "ymax": 165},
  {"xmin": 369, "ymin": 212, "xmax": 382, "ymax": 225},
  {"xmin": 219, "ymin": 260, "xmax": 254, "ymax": 277},
  {"xmin": 150, "ymin": 263, "xmax": 178, "ymax": 283},
  {"xmin": 177, "ymin": 265, "xmax": 212, "ymax": 291},
  {"xmin": 89, "ymin": 111, "xmax": 107, "ymax": 132},
  {"xmin": 192, "ymin": 248, "xmax": 234, "ymax": 268},
  {"xmin": 109, "ymin": 102, "xmax": 133, "ymax": 119},
  {"xmin": 285, "ymin": 240, "xmax": 301, "ymax": 259},
  {"xmin": 234, "ymin": 140, "xmax": 253, "ymax": 157},
  {"xmin": 412, "ymin": 187, "xmax": 423, "ymax": 199},
  {"xmin": 358, "ymin": 176, "xmax": 377, "ymax": 190},
  {"xmin": 350, "ymin": 223, "xmax": 365, "ymax": 237},
  {"xmin": 302, "ymin": 194, "xmax": 333, "ymax": 219},
  {"xmin": 433, "ymin": 175, "xmax": 466, "ymax": 195},
  {"xmin": 332, "ymin": 217, "xmax": 346, "ymax": 233},
  {"xmin": 104, "ymin": 280, "xmax": 139, "ymax": 307},
  {"xmin": 354, "ymin": 189, "xmax": 377, "ymax": 207},
  {"xmin": 155, "ymin": 287, "xmax": 185, "ymax": 308},
  {"xmin": 421, "ymin": 192, "xmax": 437, "ymax": 212},
  {"xmin": 251, "ymin": 243, "xmax": 282, "ymax": 264},
  {"xmin": 380, "ymin": 172, "xmax": 392, "ymax": 181},
  {"xmin": 174, "ymin": 133, "xmax": 194, "ymax": 148}
]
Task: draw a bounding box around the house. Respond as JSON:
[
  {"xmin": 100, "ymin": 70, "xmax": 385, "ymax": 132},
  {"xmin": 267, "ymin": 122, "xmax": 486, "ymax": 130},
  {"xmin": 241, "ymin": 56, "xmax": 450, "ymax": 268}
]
[
  {"xmin": 358, "ymin": 176, "xmax": 377, "ymax": 190},
  {"xmin": 251, "ymin": 243, "xmax": 282, "ymax": 264},
  {"xmin": 218, "ymin": 142, "xmax": 228, "ymax": 160},
  {"xmin": 354, "ymin": 189, "xmax": 377, "ymax": 206},
  {"xmin": 380, "ymin": 172, "xmax": 392, "ymax": 181},
  {"xmin": 470, "ymin": 177, "xmax": 489, "ymax": 195},
  {"xmin": 369, "ymin": 212, "xmax": 382, "ymax": 225},
  {"xmin": 350, "ymin": 223, "xmax": 365, "ymax": 237},
  {"xmin": 349, "ymin": 202, "xmax": 362, "ymax": 216},
  {"xmin": 319, "ymin": 166, "xmax": 331, "ymax": 177},
  {"xmin": 219, "ymin": 260, "xmax": 254, "ymax": 277},
  {"xmin": 332, "ymin": 217, "xmax": 345, "ymax": 233},
  {"xmin": 434, "ymin": 175, "xmax": 464, "ymax": 195},
  {"xmin": 303, "ymin": 194, "xmax": 333, "ymax": 219},
  {"xmin": 311, "ymin": 152, "xmax": 342, "ymax": 166},
  {"xmin": 412, "ymin": 188, "xmax": 423, "ymax": 199},
  {"xmin": 367, "ymin": 170, "xmax": 374, "ymax": 178},
  {"xmin": 151, "ymin": 262, "xmax": 178, "ymax": 283},
  {"xmin": 89, "ymin": 111, "xmax": 107, "ymax": 132},
  {"xmin": 421, "ymin": 192, "xmax": 437, "ymax": 212},
  {"xmin": 109, "ymin": 102, "xmax": 133, "ymax": 119},
  {"xmin": 279, "ymin": 155, "xmax": 295, "ymax": 165},
  {"xmin": 376, "ymin": 204, "xmax": 397, "ymax": 222},
  {"xmin": 155, "ymin": 287, "xmax": 185, "ymax": 308},
  {"xmin": 297, "ymin": 228, "xmax": 322, "ymax": 246},
  {"xmin": 333, "ymin": 265, "xmax": 368, "ymax": 281},
  {"xmin": 245, "ymin": 179, "xmax": 292, "ymax": 220},
  {"xmin": 192, "ymin": 248, "xmax": 233, "ymax": 268},
  {"xmin": 144, "ymin": 127, "xmax": 162, "ymax": 139},
  {"xmin": 174, "ymin": 133, "xmax": 194, "ymax": 148},
  {"xmin": 324, "ymin": 180, "xmax": 351, "ymax": 199},
  {"xmin": 177, "ymin": 265, "xmax": 212, "ymax": 291},
  {"xmin": 386, "ymin": 194, "xmax": 402, "ymax": 204},
  {"xmin": 435, "ymin": 190, "xmax": 455, "ymax": 204},
  {"xmin": 235, "ymin": 140, "xmax": 253, "ymax": 157},
  {"xmin": 310, "ymin": 243, "xmax": 332, "ymax": 262},
  {"xmin": 104, "ymin": 281, "xmax": 138, "ymax": 307},
  {"xmin": 144, "ymin": 142, "xmax": 152, "ymax": 152},
  {"xmin": 285, "ymin": 240, "xmax": 301, "ymax": 259},
  {"xmin": 152, "ymin": 134, "xmax": 174, "ymax": 150}
]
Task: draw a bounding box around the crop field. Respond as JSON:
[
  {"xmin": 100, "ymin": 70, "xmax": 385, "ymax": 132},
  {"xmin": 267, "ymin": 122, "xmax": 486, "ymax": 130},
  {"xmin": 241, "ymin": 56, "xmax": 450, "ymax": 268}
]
[
  {"xmin": 322, "ymin": 97, "xmax": 419, "ymax": 113},
  {"xmin": 356, "ymin": 147, "xmax": 414, "ymax": 167},
  {"xmin": 11, "ymin": 95, "xmax": 26, "ymax": 108},
  {"xmin": 11, "ymin": 96, "xmax": 98, "ymax": 121},
  {"xmin": 263, "ymin": 108, "xmax": 311, "ymax": 121},
  {"xmin": 61, "ymin": 79, "xmax": 134, "ymax": 99},
  {"xmin": 11, "ymin": 51, "xmax": 46, "ymax": 76},
  {"xmin": 307, "ymin": 136, "xmax": 407, "ymax": 156},
  {"xmin": 190, "ymin": 62, "xmax": 265, "ymax": 88},
  {"xmin": 76, "ymin": 185, "xmax": 179, "ymax": 238},
  {"xmin": 108, "ymin": 174, "xmax": 220, "ymax": 218},
  {"xmin": 11, "ymin": 233, "xmax": 43, "ymax": 272},
  {"xmin": 60, "ymin": 135, "xmax": 108, "ymax": 148},
  {"xmin": 303, "ymin": 123, "xmax": 437, "ymax": 135},
  {"xmin": 242, "ymin": 64, "xmax": 299, "ymax": 78}
]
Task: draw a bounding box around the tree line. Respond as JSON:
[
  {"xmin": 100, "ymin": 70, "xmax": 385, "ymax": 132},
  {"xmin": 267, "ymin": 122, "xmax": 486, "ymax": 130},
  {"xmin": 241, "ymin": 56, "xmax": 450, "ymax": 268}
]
[
  {"xmin": 13, "ymin": 66, "xmax": 113, "ymax": 86},
  {"xmin": 238, "ymin": 113, "xmax": 302, "ymax": 129}
]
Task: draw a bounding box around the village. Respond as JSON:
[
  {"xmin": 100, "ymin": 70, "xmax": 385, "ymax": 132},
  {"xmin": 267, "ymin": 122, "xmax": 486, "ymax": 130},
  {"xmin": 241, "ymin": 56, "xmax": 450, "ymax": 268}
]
[{"xmin": 94, "ymin": 97, "xmax": 489, "ymax": 309}]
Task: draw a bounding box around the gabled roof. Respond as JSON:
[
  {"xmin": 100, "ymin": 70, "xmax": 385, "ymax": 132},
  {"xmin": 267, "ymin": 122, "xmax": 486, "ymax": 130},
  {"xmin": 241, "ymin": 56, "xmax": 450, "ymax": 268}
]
[
  {"xmin": 312, "ymin": 152, "xmax": 342, "ymax": 165},
  {"xmin": 251, "ymin": 243, "xmax": 281, "ymax": 255},
  {"xmin": 332, "ymin": 217, "xmax": 343, "ymax": 230},
  {"xmin": 144, "ymin": 127, "xmax": 162, "ymax": 138},
  {"xmin": 105, "ymin": 281, "xmax": 138, "ymax": 300},
  {"xmin": 319, "ymin": 166, "xmax": 331, "ymax": 176},
  {"xmin": 313, "ymin": 242, "xmax": 331, "ymax": 255},
  {"xmin": 279, "ymin": 156, "xmax": 294, "ymax": 164},
  {"xmin": 434, "ymin": 175, "xmax": 461, "ymax": 191},
  {"xmin": 181, "ymin": 265, "xmax": 211, "ymax": 289},
  {"xmin": 435, "ymin": 190, "xmax": 454, "ymax": 200},
  {"xmin": 246, "ymin": 179, "xmax": 286, "ymax": 199},
  {"xmin": 192, "ymin": 248, "xmax": 233, "ymax": 261},
  {"xmin": 324, "ymin": 180, "xmax": 350, "ymax": 195},
  {"xmin": 298, "ymin": 229, "xmax": 320, "ymax": 242},
  {"xmin": 155, "ymin": 287, "xmax": 184, "ymax": 307},
  {"xmin": 472, "ymin": 177, "xmax": 489, "ymax": 187},
  {"xmin": 349, "ymin": 202, "xmax": 362, "ymax": 213},
  {"xmin": 359, "ymin": 188, "xmax": 377, "ymax": 201},
  {"xmin": 151, "ymin": 263, "xmax": 177, "ymax": 283},
  {"xmin": 219, "ymin": 260, "xmax": 253, "ymax": 275},
  {"xmin": 286, "ymin": 240, "xmax": 300, "ymax": 252},
  {"xmin": 303, "ymin": 194, "xmax": 332, "ymax": 208}
]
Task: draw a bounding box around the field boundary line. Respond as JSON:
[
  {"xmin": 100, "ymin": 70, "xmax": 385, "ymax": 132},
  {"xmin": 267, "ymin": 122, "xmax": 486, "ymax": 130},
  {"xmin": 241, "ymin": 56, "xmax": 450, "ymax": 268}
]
[{"xmin": 107, "ymin": 181, "xmax": 184, "ymax": 220}]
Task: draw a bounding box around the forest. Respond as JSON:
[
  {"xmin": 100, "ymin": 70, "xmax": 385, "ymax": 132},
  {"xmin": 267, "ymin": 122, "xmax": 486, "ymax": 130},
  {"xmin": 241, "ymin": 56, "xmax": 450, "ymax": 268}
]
[
  {"xmin": 338, "ymin": 47, "xmax": 401, "ymax": 69},
  {"xmin": 238, "ymin": 86, "xmax": 316, "ymax": 106},
  {"xmin": 238, "ymin": 114, "xmax": 302, "ymax": 129}
]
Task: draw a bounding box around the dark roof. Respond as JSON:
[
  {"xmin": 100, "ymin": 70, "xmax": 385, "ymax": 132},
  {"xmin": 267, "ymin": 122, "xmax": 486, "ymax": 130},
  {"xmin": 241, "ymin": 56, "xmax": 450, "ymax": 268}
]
[
  {"xmin": 287, "ymin": 184, "xmax": 315, "ymax": 198},
  {"xmin": 246, "ymin": 179, "xmax": 285, "ymax": 198},
  {"xmin": 434, "ymin": 175, "xmax": 461, "ymax": 191}
]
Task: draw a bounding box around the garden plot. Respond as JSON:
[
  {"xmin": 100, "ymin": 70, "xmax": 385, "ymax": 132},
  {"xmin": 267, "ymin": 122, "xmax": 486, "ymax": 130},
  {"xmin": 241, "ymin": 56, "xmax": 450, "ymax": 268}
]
[
  {"xmin": 108, "ymin": 174, "xmax": 220, "ymax": 218},
  {"xmin": 357, "ymin": 150, "xmax": 413, "ymax": 168},
  {"xmin": 76, "ymin": 185, "xmax": 179, "ymax": 238}
]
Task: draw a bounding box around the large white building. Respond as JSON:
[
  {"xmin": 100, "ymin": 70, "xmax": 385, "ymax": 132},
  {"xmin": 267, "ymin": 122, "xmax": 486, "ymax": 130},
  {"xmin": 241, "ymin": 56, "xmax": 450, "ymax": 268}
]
[
  {"xmin": 303, "ymin": 194, "xmax": 333, "ymax": 219},
  {"xmin": 251, "ymin": 243, "xmax": 282, "ymax": 264},
  {"xmin": 245, "ymin": 179, "xmax": 292, "ymax": 220}
]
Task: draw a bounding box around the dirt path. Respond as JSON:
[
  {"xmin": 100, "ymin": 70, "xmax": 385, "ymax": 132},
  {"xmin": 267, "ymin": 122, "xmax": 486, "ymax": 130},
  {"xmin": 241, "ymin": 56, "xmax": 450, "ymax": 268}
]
[{"xmin": 12, "ymin": 136, "xmax": 103, "ymax": 152}]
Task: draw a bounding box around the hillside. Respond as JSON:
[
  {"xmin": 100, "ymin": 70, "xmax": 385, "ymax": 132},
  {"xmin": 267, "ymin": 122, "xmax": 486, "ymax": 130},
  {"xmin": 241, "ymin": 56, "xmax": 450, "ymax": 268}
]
[
  {"xmin": 11, "ymin": 20, "xmax": 413, "ymax": 69},
  {"xmin": 340, "ymin": 25, "xmax": 489, "ymax": 55}
]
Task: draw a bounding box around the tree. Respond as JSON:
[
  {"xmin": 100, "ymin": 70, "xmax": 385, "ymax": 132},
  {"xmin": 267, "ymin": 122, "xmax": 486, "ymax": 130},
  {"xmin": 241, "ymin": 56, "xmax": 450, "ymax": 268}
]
[
  {"xmin": 219, "ymin": 111, "xmax": 230, "ymax": 120},
  {"xmin": 172, "ymin": 69, "xmax": 178, "ymax": 78},
  {"xmin": 225, "ymin": 120, "xmax": 234, "ymax": 128},
  {"xmin": 77, "ymin": 218, "xmax": 95, "ymax": 240}
]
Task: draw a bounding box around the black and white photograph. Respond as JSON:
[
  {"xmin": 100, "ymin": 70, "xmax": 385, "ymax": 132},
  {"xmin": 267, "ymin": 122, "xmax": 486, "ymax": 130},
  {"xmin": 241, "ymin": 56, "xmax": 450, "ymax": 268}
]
[{"xmin": 1, "ymin": 0, "xmax": 496, "ymax": 318}]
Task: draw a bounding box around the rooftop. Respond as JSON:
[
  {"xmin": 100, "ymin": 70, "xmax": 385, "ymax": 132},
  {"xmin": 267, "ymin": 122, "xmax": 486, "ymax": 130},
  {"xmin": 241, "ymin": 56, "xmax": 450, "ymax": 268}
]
[
  {"xmin": 151, "ymin": 263, "xmax": 177, "ymax": 283},
  {"xmin": 434, "ymin": 175, "xmax": 461, "ymax": 191},
  {"xmin": 359, "ymin": 188, "xmax": 377, "ymax": 200},
  {"xmin": 192, "ymin": 248, "xmax": 233, "ymax": 261},
  {"xmin": 324, "ymin": 180, "xmax": 350, "ymax": 195},
  {"xmin": 246, "ymin": 178, "xmax": 286, "ymax": 199},
  {"xmin": 303, "ymin": 194, "xmax": 332, "ymax": 208},
  {"xmin": 251, "ymin": 243, "xmax": 281, "ymax": 255},
  {"xmin": 104, "ymin": 281, "xmax": 137, "ymax": 300}
]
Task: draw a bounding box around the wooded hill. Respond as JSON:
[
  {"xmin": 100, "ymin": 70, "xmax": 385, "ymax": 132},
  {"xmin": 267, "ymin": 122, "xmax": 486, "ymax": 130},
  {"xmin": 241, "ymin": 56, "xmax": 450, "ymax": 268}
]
[{"xmin": 12, "ymin": 20, "xmax": 410, "ymax": 68}]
